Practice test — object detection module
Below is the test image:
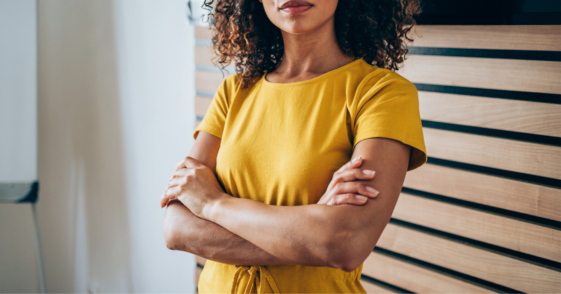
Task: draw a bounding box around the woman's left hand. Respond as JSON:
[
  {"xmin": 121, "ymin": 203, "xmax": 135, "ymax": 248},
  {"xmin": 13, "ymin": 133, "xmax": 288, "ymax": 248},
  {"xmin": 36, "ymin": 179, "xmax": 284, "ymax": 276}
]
[{"xmin": 160, "ymin": 157, "xmax": 226, "ymax": 219}]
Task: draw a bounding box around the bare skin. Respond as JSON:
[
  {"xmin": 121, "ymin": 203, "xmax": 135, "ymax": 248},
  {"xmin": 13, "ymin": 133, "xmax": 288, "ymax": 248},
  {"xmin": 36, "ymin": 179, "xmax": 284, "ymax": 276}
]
[
  {"xmin": 163, "ymin": 132, "xmax": 378, "ymax": 266},
  {"xmin": 162, "ymin": 0, "xmax": 411, "ymax": 271}
]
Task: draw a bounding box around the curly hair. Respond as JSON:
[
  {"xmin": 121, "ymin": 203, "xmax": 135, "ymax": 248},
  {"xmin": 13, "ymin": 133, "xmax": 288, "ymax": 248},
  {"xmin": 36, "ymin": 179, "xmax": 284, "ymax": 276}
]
[{"xmin": 202, "ymin": 0, "xmax": 421, "ymax": 88}]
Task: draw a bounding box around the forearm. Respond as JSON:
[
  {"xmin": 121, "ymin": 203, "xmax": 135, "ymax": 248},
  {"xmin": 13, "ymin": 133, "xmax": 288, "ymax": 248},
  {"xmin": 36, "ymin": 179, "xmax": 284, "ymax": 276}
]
[
  {"xmin": 163, "ymin": 200, "xmax": 292, "ymax": 266},
  {"xmin": 200, "ymin": 138, "xmax": 409, "ymax": 271},
  {"xmin": 204, "ymin": 197, "xmax": 385, "ymax": 271}
]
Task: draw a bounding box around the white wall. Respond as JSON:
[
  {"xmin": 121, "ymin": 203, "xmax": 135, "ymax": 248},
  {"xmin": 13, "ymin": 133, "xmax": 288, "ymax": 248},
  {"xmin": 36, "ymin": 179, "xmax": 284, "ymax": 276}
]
[{"xmin": 0, "ymin": 0, "xmax": 197, "ymax": 292}]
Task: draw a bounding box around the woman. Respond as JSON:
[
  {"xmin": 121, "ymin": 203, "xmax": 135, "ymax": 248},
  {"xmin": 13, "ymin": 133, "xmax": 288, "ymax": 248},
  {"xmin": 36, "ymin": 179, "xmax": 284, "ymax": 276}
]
[{"xmin": 161, "ymin": 0, "xmax": 426, "ymax": 292}]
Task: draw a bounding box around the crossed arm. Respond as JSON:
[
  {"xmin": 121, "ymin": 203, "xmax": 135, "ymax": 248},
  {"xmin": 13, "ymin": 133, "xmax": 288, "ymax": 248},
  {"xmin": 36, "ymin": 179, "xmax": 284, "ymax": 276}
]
[{"xmin": 163, "ymin": 131, "xmax": 410, "ymax": 271}]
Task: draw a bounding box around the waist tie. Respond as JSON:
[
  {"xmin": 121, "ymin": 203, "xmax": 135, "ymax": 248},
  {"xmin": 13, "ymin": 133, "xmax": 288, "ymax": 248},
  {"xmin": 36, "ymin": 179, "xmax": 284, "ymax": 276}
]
[{"xmin": 230, "ymin": 265, "xmax": 280, "ymax": 294}]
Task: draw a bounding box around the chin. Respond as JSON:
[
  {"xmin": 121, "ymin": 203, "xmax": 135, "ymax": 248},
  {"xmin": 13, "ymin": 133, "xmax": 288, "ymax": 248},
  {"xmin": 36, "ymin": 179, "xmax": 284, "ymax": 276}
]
[
  {"xmin": 277, "ymin": 13, "xmax": 335, "ymax": 35},
  {"xmin": 280, "ymin": 21, "xmax": 318, "ymax": 35}
]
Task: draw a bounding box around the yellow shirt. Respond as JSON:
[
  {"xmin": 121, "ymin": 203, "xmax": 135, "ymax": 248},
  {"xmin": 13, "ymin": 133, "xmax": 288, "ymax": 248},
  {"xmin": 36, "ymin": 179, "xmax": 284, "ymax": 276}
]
[{"xmin": 194, "ymin": 58, "xmax": 427, "ymax": 293}]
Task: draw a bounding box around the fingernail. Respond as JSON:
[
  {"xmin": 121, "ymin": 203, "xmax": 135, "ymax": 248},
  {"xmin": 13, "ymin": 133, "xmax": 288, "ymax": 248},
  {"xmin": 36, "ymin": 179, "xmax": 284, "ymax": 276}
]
[
  {"xmin": 366, "ymin": 186, "xmax": 379, "ymax": 196},
  {"xmin": 352, "ymin": 156, "xmax": 361, "ymax": 163},
  {"xmin": 363, "ymin": 170, "xmax": 375, "ymax": 175},
  {"xmin": 357, "ymin": 195, "xmax": 368, "ymax": 201}
]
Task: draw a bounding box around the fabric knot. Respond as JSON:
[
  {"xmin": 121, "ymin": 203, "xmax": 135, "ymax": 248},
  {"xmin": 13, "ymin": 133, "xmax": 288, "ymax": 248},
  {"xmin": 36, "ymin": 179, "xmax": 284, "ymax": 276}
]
[{"xmin": 230, "ymin": 265, "xmax": 280, "ymax": 294}]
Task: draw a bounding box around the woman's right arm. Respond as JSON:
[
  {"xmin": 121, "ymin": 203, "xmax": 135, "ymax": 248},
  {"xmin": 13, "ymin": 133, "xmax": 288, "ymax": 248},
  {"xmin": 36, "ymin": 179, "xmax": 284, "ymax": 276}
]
[
  {"xmin": 163, "ymin": 131, "xmax": 374, "ymax": 265},
  {"xmin": 163, "ymin": 131, "xmax": 290, "ymax": 265},
  {"xmin": 164, "ymin": 200, "xmax": 290, "ymax": 265}
]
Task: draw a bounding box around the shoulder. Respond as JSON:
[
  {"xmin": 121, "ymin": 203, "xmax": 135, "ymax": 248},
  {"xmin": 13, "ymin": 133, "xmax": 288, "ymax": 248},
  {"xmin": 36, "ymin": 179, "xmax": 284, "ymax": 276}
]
[
  {"xmin": 214, "ymin": 73, "xmax": 242, "ymax": 106},
  {"xmin": 218, "ymin": 73, "xmax": 241, "ymax": 95},
  {"xmin": 356, "ymin": 61, "xmax": 416, "ymax": 99},
  {"xmin": 216, "ymin": 73, "xmax": 262, "ymax": 102},
  {"xmin": 346, "ymin": 61, "xmax": 418, "ymax": 112}
]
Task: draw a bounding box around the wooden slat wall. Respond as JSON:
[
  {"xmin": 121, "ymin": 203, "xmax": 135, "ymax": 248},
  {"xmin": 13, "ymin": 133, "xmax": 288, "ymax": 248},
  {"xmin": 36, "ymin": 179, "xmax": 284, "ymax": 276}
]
[
  {"xmin": 412, "ymin": 25, "xmax": 561, "ymax": 51},
  {"xmin": 400, "ymin": 55, "xmax": 561, "ymax": 95},
  {"xmin": 192, "ymin": 24, "xmax": 561, "ymax": 293},
  {"xmin": 418, "ymin": 91, "xmax": 561, "ymax": 137}
]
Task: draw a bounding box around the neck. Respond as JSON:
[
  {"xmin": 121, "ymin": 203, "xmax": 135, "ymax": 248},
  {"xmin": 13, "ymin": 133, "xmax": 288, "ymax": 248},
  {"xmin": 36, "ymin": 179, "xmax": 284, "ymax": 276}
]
[{"xmin": 273, "ymin": 18, "xmax": 354, "ymax": 79}]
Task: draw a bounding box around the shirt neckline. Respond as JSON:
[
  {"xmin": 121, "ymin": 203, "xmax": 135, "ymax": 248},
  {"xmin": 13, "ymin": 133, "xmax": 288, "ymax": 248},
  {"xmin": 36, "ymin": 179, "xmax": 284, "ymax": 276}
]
[{"xmin": 261, "ymin": 58, "xmax": 366, "ymax": 87}]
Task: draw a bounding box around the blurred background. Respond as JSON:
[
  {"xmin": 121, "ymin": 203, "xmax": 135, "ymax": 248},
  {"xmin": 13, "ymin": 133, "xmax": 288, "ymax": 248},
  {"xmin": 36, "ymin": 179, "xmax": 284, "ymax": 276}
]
[{"xmin": 1, "ymin": 0, "xmax": 196, "ymax": 292}]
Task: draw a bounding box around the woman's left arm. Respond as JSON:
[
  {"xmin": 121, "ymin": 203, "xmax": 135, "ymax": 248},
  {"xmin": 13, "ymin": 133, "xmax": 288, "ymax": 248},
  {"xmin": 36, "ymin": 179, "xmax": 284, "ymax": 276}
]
[{"xmin": 165, "ymin": 137, "xmax": 410, "ymax": 272}]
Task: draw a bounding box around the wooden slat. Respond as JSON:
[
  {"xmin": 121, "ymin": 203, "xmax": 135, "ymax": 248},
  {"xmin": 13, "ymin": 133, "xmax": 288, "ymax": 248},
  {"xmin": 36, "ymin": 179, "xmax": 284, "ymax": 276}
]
[
  {"xmin": 195, "ymin": 96, "xmax": 212, "ymax": 117},
  {"xmin": 195, "ymin": 71, "xmax": 227, "ymax": 93},
  {"xmin": 378, "ymin": 223, "xmax": 561, "ymax": 293},
  {"xmin": 400, "ymin": 55, "xmax": 561, "ymax": 95},
  {"xmin": 405, "ymin": 164, "xmax": 561, "ymax": 222},
  {"xmin": 424, "ymin": 127, "xmax": 561, "ymax": 180},
  {"xmin": 419, "ymin": 91, "xmax": 561, "ymax": 137},
  {"xmin": 393, "ymin": 193, "xmax": 561, "ymax": 263},
  {"xmin": 195, "ymin": 26, "xmax": 212, "ymax": 39},
  {"xmin": 412, "ymin": 25, "xmax": 561, "ymax": 51},
  {"xmin": 197, "ymin": 25, "xmax": 561, "ymax": 51},
  {"xmin": 195, "ymin": 45, "xmax": 214, "ymax": 66},
  {"xmin": 361, "ymin": 279, "xmax": 398, "ymax": 294},
  {"xmin": 195, "ymin": 255, "xmax": 207, "ymax": 266},
  {"xmin": 363, "ymin": 251, "xmax": 493, "ymax": 293}
]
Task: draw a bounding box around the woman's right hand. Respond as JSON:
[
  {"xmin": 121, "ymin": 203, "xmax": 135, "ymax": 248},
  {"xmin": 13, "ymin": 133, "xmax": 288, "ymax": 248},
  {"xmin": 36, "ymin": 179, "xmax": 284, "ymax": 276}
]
[{"xmin": 317, "ymin": 157, "xmax": 379, "ymax": 206}]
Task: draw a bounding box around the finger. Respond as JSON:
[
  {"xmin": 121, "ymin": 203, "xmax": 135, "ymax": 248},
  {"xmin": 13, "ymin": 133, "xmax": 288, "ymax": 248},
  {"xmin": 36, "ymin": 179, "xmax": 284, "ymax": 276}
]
[
  {"xmin": 329, "ymin": 193, "xmax": 368, "ymax": 206},
  {"xmin": 328, "ymin": 166, "xmax": 374, "ymax": 191},
  {"xmin": 171, "ymin": 168, "xmax": 190, "ymax": 178},
  {"xmin": 183, "ymin": 157, "xmax": 204, "ymax": 169},
  {"xmin": 160, "ymin": 192, "xmax": 175, "ymax": 208},
  {"xmin": 160, "ymin": 186, "xmax": 183, "ymax": 208},
  {"xmin": 317, "ymin": 193, "xmax": 333, "ymax": 205},
  {"xmin": 168, "ymin": 169, "xmax": 185, "ymax": 183},
  {"xmin": 165, "ymin": 185, "xmax": 182, "ymax": 198},
  {"xmin": 175, "ymin": 156, "xmax": 203, "ymax": 171},
  {"xmin": 333, "ymin": 182, "xmax": 379, "ymax": 198},
  {"xmin": 167, "ymin": 176, "xmax": 186, "ymax": 189},
  {"xmin": 333, "ymin": 169, "xmax": 376, "ymax": 183},
  {"xmin": 160, "ymin": 185, "xmax": 183, "ymax": 208},
  {"xmin": 328, "ymin": 157, "xmax": 364, "ymax": 190},
  {"xmin": 175, "ymin": 158, "xmax": 188, "ymax": 171}
]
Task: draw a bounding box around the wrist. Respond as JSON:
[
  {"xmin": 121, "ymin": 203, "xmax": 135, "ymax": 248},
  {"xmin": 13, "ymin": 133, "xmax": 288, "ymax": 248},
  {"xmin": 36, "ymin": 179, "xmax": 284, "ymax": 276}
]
[{"xmin": 202, "ymin": 192, "xmax": 229, "ymax": 222}]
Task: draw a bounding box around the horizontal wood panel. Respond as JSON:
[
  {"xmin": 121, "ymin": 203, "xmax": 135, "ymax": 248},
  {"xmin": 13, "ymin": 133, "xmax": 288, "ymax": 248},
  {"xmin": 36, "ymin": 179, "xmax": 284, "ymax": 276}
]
[
  {"xmin": 412, "ymin": 25, "xmax": 561, "ymax": 51},
  {"xmin": 195, "ymin": 45, "xmax": 214, "ymax": 66},
  {"xmin": 393, "ymin": 193, "xmax": 561, "ymax": 263},
  {"xmin": 378, "ymin": 223, "xmax": 561, "ymax": 293},
  {"xmin": 196, "ymin": 25, "xmax": 561, "ymax": 51},
  {"xmin": 363, "ymin": 251, "xmax": 492, "ymax": 293},
  {"xmin": 400, "ymin": 55, "xmax": 561, "ymax": 95},
  {"xmin": 404, "ymin": 163, "xmax": 561, "ymax": 222},
  {"xmin": 361, "ymin": 280, "xmax": 397, "ymax": 294},
  {"xmin": 195, "ymin": 71, "xmax": 227, "ymax": 93},
  {"xmin": 194, "ymin": 26, "xmax": 212, "ymax": 39},
  {"xmin": 424, "ymin": 127, "xmax": 561, "ymax": 180},
  {"xmin": 195, "ymin": 96, "xmax": 212, "ymax": 117},
  {"xmin": 419, "ymin": 91, "xmax": 561, "ymax": 137}
]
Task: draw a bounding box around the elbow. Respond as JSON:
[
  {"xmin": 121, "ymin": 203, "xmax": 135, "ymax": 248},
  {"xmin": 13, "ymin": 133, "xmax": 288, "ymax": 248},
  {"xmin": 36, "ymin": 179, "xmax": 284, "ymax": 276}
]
[
  {"xmin": 336, "ymin": 255, "xmax": 365, "ymax": 273},
  {"xmin": 163, "ymin": 215, "xmax": 181, "ymax": 251},
  {"xmin": 326, "ymin": 243, "xmax": 365, "ymax": 272},
  {"xmin": 323, "ymin": 224, "xmax": 368, "ymax": 272}
]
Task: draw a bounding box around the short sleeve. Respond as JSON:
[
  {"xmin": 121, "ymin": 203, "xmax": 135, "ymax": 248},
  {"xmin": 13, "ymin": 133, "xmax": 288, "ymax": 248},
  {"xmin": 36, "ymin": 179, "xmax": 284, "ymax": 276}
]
[
  {"xmin": 193, "ymin": 75, "xmax": 236, "ymax": 140},
  {"xmin": 349, "ymin": 72, "xmax": 427, "ymax": 171}
]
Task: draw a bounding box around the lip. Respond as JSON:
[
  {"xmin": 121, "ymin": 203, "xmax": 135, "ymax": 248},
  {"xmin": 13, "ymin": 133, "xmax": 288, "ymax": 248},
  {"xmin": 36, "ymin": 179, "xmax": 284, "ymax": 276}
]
[{"xmin": 279, "ymin": 0, "xmax": 313, "ymax": 15}]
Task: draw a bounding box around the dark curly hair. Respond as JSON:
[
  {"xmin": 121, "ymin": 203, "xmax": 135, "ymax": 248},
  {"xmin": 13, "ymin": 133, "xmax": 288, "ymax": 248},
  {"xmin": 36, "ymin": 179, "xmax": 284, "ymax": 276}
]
[{"xmin": 203, "ymin": 0, "xmax": 421, "ymax": 88}]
